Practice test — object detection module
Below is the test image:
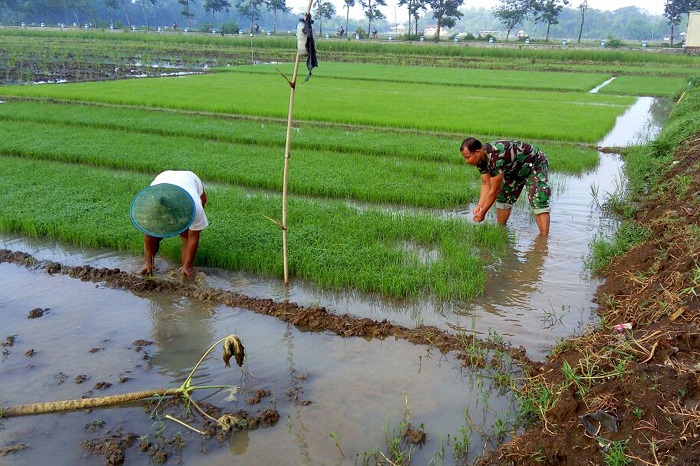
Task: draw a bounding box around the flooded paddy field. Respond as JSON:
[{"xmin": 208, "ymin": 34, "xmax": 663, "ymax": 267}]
[{"xmin": 0, "ymin": 96, "xmax": 667, "ymax": 465}]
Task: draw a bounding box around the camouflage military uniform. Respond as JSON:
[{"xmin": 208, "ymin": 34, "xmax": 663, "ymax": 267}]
[{"xmin": 475, "ymin": 140, "xmax": 551, "ymax": 214}]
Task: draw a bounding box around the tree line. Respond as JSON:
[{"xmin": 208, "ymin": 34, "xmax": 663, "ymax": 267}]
[{"xmin": 0, "ymin": 0, "xmax": 697, "ymax": 42}]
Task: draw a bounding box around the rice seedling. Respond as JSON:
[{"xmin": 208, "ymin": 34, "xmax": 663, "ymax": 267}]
[
  {"xmin": 0, "ymin": 157, "xmax": 508, "ymax": 299},
  {"xmin": 0, "ymin": 100, "xmax": 601, "ymax": 172},
  {"xmin": 228, "ymin": 62, "xmax": 610, "ymax": 92},
  {"xmin": 451, "ymin": 424, "xmax": 472, "ymax": 460},
  {"xmin": 597, "ymin": 75, "xmax": 690, "ymax": 98},
  {"xmin": 680, "ymin": 263, "xmax": 700, "ymax": 298},
  {"xmin": 328, "ymin": 431, "xmax": 344, "ymax": 457},
  {"xmin": 0, "ymin": 70, "xmax": 635, "ymax": 142},
  {"xmin": 0, "ymin": 33, "xmax": 685, "ymax": 304}
]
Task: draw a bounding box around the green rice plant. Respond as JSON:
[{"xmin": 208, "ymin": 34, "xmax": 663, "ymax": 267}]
[
  {"xmin": 562, "ymin": 359, "xmax": 588, "ymax": 397},
  {"xmin": 514, "ymin": 375, "xmax": 561, "ymax": 427},
  {"xmin": 451, "ymin": 424, "xmax": 472, "ymax": 460},
  {"xmin": 597, "ymin": 75, "xmax": 689, "ymax": 98},
  {"xmin": 0, "ymin": 107, "xmax": 601, "ymax": 210},
  {"xmin": 0, "ymin": 118, "xmax": 479, "ymax": 208},
  {"xmin": 671, "ymin": 174, "xmax": 693, "ymax": 195},
  {"xmin": 0, "ymin": 101, "xmax": 600, "ymax": 172},
  {"xmin": 539, "ymin": 305, "xmax": 565, "ymax": 329},
  {"xmin": 329, "ymin": 431, "xmax": 344, "ymax": 457},
  {"xmin": 3, "ymin": 27, "xmax": 700, "ymax": 77},
  {"xmin": 428, "ymin": 435, "xmax": 446, "ymax": 466},
  {"xmin": 381, "ymin": 393, "xmax": 422, "ymax": 465},
  {"xmin": 228, "ymin": 62, "xmax": 610, "ymax": 92},
  {"xmin": 0, "ymin": 70, "xmax": 635, "ymax": 142},
  {"xmin": 0, "ymin": 157, "xmax": 508, "ymax": 299}
]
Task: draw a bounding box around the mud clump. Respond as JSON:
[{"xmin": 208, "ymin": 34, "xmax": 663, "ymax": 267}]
[
  {"xmin": 27, "ymin": 307, "xmax": 47, "ymax": 318},
  {"xmin": 82, "ymin": 428, "xmax": 137, "ymax": 465}
]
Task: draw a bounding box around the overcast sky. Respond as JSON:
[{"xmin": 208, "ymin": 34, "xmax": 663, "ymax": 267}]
[{"xmin": 289, "ymin": 0, "xmax": 665, "ymax": 23}]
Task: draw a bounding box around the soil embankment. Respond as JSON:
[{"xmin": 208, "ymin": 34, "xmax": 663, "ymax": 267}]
[{"xmin": 478, "ymin": 133, "xmax": 700, "ymax": 465}]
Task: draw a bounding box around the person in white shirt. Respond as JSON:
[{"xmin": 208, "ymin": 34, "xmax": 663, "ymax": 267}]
[{"xmin": 138, "ymin": 170, "xmax": 209, "ymax": 278}]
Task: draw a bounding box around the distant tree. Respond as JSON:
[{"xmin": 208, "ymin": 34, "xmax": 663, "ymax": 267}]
[
  {"xmin": 314, "ymin": 0, "xmax": 335, "ymax": 35},
  {"xmin": 359, "ymin": 0, "xmax": 386, "ymax": 37},
  {"xmin": 0, "ymin": 0, "xmax": 19, "ymax": 23},
  {"xmin": 493, "ymin": 0, "xmax": 534, "ymax": 41},
  {"xmin": 236, "ymin": 0, "xmax": 264, "ymax": 32},
  {"xmin": 265, "ymin": 0, "xmax": 289, "ymax": 33},
  {"xmin": 532, "ymin": 0, "xmax": 569, "ymax": 41},
  {"xmin": 104, "ymin": 0, "xmax": 118, "ymax": 26},
  {"xmin": 664, "ymin": 0, "xmax": 682, "ymax": 44},
  {"xmin": 178, "ymin": 0, "xmax": 195, "ymax": 28},
  {"xmin": 56, "ymin": 0, "xmax": 97, "ymax": 27},
  {"xmin": 342, "ymin": 0, "xmax": 354, "ymax": 36},
  {"xmin": 577, "ymin": 0, "xmax": 586, "ymax": 43},
  {"xmin": 204, "ymin": 0, "xmax": 231, "ymax": 26},
  {"xmin": 665, "ymin": 0, "xmax": 700, "ymax": 44},
  {"xmin": 117, "ymin": 0, "xmax": 133, "ymax": 28},
  {"xmin": 398, "ymin": 0, "xmax": 427, "ymax": 37},
  {"xmin": 138, "ymin": 0, "xmax": 157, "ymax": 29},
  {"xmin": 427, "ymin": 0, "xmax": 463, "ymax": 40}
]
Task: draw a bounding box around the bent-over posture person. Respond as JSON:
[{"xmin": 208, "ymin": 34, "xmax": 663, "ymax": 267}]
[
  {"xmin": 131, "ymin": 170, "xmax": 209, "ymax": 279},
  {"xmin": 460, "ymin": 138, "xmax": 551, "ymax": 236}
]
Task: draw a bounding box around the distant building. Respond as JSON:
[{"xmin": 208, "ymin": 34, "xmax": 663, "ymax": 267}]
[
  {"xmin": 686, "ymin": 11, "xmax": 700, "ymax": 54},
  {"xmin": 390, "ymin": 23, "xmax": 406, "ymax": 35},
  {"xmin": 423, "ymin": 25, "xmax": 438, "ymax": 38}
]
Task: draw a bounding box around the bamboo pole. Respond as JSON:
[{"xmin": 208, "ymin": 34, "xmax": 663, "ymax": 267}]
[
  {"xmin": 281, "ymin": 0, "xmax": 315, "ymax": 285},
  {"xmin": 1, "ymin": 389, "xmax": 182, "ymax": 417},
  {"xmin": 0, "ymin": 335, "xmax": 244, "ymax": 419}
]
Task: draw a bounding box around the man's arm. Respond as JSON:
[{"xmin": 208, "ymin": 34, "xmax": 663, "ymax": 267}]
[{"xmin": 473, "ymin": 173, "xmax": 503, "ymax": 222}]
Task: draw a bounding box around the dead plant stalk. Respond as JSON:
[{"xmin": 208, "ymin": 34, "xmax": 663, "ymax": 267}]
[{"xmin": 0, "ymin": 335, "xmax": 244, "ymax": 418}]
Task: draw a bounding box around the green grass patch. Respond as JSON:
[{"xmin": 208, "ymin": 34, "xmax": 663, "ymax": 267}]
[
  {"xmin": 0, "ymin": 156, "xmax": 508, "ymax": 299},
  {"xmin": 0, "ymin": 100, "xmax": 600, "ymax": 171},
  {"xmin": 585, "ymin": 221, "xmax": 651, "ymax": 275},
  {"xmin": 597, "ymin": 75, "xmax": 691, "ymax": 98},
  {"xmin": 227, "ymin": 62, "xmax": 610, "ymax": 92},
  {"xmin": 0, "ymin": 71, "xmax": 634, "ymax": 142},
  {"xmin": 0, "ymin": 98, "xmax": 600, "ymax": 209}
]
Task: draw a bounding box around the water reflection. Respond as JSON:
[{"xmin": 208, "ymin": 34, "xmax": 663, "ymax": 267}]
[
  {"xmin": 600, "ymin": 96, "xmax": 670, "ymax": 147},
  {"xmin": 146, "ymin": 295, "xmax": 216, "ymax": 381}
]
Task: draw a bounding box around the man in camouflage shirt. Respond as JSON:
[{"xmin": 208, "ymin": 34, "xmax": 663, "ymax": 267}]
[{"xmin": 460, "ymin": 137, "xmax": 551, "ymax": 235}]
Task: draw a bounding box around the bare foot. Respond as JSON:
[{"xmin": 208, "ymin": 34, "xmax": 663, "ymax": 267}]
[
  {"xmin": 181, "ymin": 266, "xmax": 196, "ymax": 279},
  {"xmin": 140, "ymin": 263, "xmax": 153, "ymax": 276}
]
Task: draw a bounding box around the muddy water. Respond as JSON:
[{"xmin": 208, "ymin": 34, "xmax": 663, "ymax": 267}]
[{"xmin": 0, "ymin": 97, "xmax": 667, "ymax": 465}]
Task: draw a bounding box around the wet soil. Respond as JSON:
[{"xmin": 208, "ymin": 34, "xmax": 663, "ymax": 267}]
[{"xmin": 477, "ymin": 134, "xmax": 700, "ymax": 465}]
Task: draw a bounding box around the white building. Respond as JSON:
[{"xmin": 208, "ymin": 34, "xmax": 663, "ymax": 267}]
[{"xmin": 686, "ymin": 11, "xmax": 700, "ymax": 52}]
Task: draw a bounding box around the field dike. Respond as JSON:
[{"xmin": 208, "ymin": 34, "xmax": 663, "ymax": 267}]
[{"xmin": 477, "ymin": 130, "xmax": 700, "ymax": 465}]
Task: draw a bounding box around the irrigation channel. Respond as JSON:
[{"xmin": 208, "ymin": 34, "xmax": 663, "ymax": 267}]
[{"xmin": 0, "ymin": 96, "xmax": 668, "ymax": 465}]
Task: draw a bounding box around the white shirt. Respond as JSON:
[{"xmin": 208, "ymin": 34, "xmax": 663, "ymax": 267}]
[{"xmin": 151, "ymin": 170, "xmax": 209, "ymax": 231}]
